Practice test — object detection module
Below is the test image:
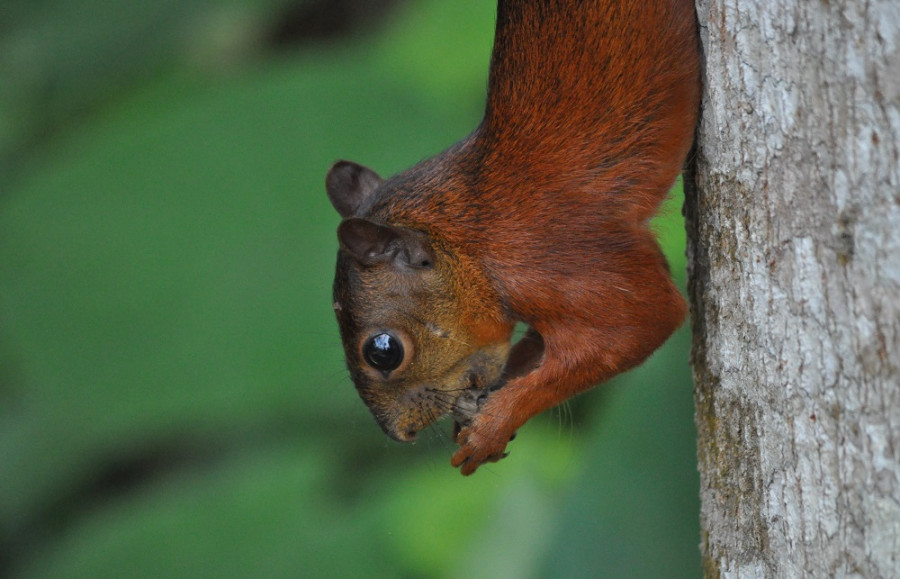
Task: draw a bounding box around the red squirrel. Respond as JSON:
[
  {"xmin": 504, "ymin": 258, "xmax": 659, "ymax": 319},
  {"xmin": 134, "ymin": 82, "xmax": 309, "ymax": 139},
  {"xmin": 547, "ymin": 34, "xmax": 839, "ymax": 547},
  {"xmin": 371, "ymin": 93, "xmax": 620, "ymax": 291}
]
[{"xmin": 326, "ymin": 0, "xmax": 700, "ymax": 475}]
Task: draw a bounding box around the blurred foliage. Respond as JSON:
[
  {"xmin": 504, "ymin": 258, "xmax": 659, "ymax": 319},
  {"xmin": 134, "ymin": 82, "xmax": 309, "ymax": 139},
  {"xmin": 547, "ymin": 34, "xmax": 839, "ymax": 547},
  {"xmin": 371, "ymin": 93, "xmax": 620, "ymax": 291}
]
[{"xmin": 0, "ymin": 0, "xmax": 700, "ymax": 577}]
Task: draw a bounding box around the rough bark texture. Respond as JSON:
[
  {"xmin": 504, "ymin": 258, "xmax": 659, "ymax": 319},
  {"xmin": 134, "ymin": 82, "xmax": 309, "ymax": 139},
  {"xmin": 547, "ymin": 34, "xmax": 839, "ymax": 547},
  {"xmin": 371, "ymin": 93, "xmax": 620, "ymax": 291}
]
[{"xmin": 686, "ymin": 1, "xmax": 900, "ymax": 577}]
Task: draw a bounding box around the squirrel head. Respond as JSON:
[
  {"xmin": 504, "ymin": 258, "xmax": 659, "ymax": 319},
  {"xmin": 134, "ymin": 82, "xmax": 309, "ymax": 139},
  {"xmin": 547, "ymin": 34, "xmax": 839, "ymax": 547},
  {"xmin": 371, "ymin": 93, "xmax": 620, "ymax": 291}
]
[{"xmin": 326, "ymin": 160, "xmax": 514, "ymax": 442}]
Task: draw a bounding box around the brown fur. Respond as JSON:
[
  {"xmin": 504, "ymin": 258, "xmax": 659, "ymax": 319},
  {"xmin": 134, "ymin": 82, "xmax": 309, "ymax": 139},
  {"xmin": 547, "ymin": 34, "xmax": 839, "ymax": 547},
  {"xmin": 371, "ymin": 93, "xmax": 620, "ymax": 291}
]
[{"xmin": 327, "ymin": 0, "xmax": 701, "ymax": 474}]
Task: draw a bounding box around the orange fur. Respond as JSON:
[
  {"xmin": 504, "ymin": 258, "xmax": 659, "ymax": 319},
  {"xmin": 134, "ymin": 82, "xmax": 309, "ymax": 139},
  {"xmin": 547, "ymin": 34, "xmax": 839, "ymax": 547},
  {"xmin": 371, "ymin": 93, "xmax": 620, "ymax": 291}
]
[{"xmin": 327, "ymin": 0, "xmax": 701, "ymax": 474}]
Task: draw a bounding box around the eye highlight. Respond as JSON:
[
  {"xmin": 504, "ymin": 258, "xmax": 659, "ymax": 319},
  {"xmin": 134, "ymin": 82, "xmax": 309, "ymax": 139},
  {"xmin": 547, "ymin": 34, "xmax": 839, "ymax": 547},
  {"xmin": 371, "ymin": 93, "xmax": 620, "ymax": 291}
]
[{"xmin": 362, "ymin": 332, "xmax": 404, "ymax": 373}]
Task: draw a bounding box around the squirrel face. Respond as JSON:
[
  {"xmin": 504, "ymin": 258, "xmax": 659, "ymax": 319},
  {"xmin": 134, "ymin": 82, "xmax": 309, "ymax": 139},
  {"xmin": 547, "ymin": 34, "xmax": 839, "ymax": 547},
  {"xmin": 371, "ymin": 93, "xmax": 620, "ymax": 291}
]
[{"xmin": 327, "ymin": 161, "xmax": 514, "ymax": 441}]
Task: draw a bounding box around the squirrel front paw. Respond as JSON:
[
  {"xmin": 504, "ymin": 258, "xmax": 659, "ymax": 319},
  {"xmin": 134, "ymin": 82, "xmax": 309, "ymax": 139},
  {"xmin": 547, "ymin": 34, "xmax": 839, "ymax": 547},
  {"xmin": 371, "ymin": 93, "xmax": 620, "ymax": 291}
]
[{"xmin": 450, "ymin": 413, "xmax": 516, "ymax": 475}]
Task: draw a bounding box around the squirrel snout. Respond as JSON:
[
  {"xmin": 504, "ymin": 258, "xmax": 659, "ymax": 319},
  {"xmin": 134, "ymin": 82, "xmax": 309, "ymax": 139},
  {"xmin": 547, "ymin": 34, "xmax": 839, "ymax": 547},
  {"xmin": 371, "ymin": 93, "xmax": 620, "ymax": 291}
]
[{"xmin": 391, "ymin": 428, "xmax": 419, "ymax": 443}]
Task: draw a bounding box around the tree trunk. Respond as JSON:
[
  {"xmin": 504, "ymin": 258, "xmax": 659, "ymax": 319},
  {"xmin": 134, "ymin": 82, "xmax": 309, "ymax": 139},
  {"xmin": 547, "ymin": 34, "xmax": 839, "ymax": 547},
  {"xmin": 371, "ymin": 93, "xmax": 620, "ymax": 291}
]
[{"xmin": 686, "ymin": 1, "xmax": 900, "ymax": 577}]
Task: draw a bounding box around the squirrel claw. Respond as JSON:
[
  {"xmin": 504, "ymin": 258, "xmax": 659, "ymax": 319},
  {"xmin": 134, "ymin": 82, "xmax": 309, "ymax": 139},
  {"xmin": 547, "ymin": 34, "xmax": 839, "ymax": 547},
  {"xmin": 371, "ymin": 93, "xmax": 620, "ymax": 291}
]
[
  {"xmin": 450, "ymin": 419, "xmax": 515, "ymax": 475},
  {"xmin": 451, "ymin": 446, "xmax": 508, "ymax": 476}
]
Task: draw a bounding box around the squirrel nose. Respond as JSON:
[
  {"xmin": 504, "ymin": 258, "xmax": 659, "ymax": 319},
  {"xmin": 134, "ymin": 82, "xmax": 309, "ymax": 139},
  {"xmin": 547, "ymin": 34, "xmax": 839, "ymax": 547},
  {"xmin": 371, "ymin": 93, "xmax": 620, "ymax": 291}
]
[
  {"xmin": 385, "ymin": 424, "xmax": 418, "ymax": 443},
  {"xmin": 396, "ymin": 427, "xmax": 418, "ymax": 442}
]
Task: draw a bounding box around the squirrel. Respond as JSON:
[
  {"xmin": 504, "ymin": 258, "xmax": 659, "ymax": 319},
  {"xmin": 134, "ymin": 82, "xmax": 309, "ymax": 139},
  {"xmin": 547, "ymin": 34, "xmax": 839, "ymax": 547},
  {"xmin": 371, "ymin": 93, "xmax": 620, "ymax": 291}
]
[{"xmin": 326, "ymin": 0, "xmax": 700, "ymax": 475}]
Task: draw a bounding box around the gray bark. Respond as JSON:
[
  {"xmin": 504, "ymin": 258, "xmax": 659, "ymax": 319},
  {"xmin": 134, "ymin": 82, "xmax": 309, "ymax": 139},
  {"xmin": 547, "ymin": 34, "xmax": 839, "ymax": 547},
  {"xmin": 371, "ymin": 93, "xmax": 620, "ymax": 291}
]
[{"xmin": 686, "ymin": 1, "xmax": 900, "ymax": 577}]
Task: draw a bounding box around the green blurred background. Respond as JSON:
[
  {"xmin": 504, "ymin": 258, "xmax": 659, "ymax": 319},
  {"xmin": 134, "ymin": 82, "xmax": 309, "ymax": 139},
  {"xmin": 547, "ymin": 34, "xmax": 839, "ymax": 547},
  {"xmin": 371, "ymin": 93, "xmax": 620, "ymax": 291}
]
[{"xmin": 0, "ymin": 0, "xmax": 700, "ymax": 576}]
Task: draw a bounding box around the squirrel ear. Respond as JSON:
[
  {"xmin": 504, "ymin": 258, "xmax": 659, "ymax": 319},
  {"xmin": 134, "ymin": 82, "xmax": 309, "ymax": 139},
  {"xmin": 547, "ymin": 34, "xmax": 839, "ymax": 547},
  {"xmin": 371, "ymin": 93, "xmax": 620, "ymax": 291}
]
[
  {"xmin": 337, "ymin": 218, "xmax": 433, "ymax": 269},
  {"xmin": 326, "ymin": 160, "xmax": 383, "ymax": 217}
]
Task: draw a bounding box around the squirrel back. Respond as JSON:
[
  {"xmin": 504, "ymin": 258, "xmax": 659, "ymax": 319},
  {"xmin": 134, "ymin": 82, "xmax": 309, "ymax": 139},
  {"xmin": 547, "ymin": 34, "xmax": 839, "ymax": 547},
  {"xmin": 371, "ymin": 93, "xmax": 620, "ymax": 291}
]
[{"xmin": 327, "ymin": 0, "xmax": 700, "ymax": 475}]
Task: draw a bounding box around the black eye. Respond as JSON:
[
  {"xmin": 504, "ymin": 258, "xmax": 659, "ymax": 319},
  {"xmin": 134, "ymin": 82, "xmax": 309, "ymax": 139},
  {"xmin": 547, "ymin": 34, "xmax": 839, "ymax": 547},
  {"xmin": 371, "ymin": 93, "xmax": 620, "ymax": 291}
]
[{"xmin": 363, "ymin": 333, "xmax": 404, "ymax": 372}]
